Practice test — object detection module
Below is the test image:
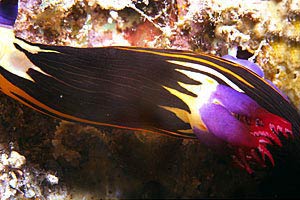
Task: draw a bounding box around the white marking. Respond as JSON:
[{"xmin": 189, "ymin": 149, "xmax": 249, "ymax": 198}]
[
  {"xmin": 167, "ymin": 60, "xmax": 244, "ymax": 93},
  {"xmin": 14, "ymin": 38, "xmax": 59, "ymax": 54},
  {"xmin": 0, "ymin": 27, "xmax": 58, "ymax": 82}
]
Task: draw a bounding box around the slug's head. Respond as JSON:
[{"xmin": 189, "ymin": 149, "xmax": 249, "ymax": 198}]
[
  {"xmin": 165, "ymin": 55, "xmax": 297, "ymax": 173},
  {"xmin": 162, "ymin": 55, "xmax": 297, "ymax": 173},
  {"xmin": 194, "ymin": 84, "xmax": 293, "ymax": 173},
  {"xmin": 191, "ymin": 55, "xmax": 297, "ymax": 173},
  {"xmin": 0, "ymin": 0, "xmax": 18, "ymax": 27}
]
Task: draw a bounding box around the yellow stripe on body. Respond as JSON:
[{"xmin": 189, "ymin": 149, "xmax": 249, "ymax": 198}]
[
  {"xmin": 159, "ymin": 68, "xmax": 222, "ymax": 133},
  {"xmin": 159, "ymin": 105, "xmax": 190, "ymax": 124}
]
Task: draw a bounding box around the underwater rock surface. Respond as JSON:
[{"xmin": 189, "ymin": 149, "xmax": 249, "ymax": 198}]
[{"xmin": 0, "ymin": 0, "xmax": 299, "ymax": 199}]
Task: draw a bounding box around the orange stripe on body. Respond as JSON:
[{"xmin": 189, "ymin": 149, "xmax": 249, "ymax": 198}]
[{"xmin": 0, "ymin": 74, "xmax": 195, "ymax": 139}]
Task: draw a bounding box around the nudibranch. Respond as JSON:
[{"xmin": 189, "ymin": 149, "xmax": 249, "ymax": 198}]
[{"xmin": 0, "ymin": 1, "xmax": 299, "ymax": 173}]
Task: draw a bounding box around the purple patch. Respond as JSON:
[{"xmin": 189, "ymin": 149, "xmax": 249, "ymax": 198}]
[
  {"xmin": 199, "ymin": 103, "xmax": 258, "ymax": 148},
  {"xmin": 210, "ymin": 85, "xmax": 260, "ymax": 116},
  {"xmin": 0, "ymin": 1, "xmax": 18, "ymax": 27},
  {"xmin": 194, "ymin": 84, "xmax": 260, "ymax": 148},
  {"xmin": 222, "ymin": 55, "xmax": 264, "ymax": 78},
  {"xmin": 222, "ymin": 55, "xmax": 290, "ymax": 102}
]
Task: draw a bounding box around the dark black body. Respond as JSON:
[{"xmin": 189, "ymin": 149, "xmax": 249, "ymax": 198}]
[{"xmin": 1, "ymin": 39, "xmax": 299, "ymax": 138}]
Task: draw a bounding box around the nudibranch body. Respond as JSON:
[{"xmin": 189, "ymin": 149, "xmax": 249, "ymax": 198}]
[{"xmin": 0, "ymin": 1, "xmax": 299, "ymax": 173}]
